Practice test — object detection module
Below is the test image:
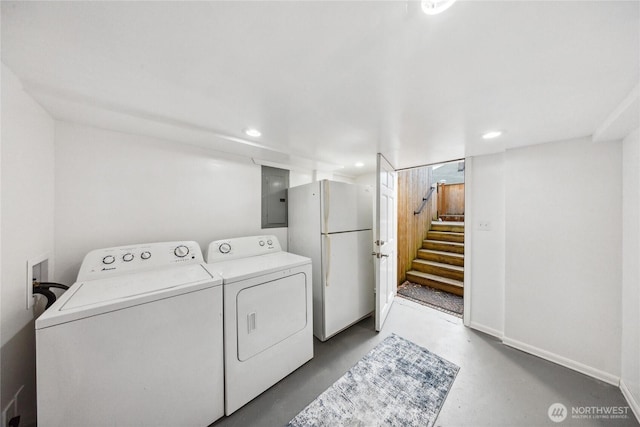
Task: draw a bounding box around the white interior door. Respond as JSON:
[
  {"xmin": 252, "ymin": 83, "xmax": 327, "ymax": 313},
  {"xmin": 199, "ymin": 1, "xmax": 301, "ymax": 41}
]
[{"xmin": 375, "ymin": 153, "xmax": 397, "ymax": 331}]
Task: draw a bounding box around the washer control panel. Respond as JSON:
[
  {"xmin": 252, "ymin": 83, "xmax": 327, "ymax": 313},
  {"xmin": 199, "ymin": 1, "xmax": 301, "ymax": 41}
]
[
  {"xmin": 77, "ymin": 241, "xmax": 203, "ymax": 281},
  {"xmin": 206, "ymin": 235, "xmax": 281, "ymax": 263}
]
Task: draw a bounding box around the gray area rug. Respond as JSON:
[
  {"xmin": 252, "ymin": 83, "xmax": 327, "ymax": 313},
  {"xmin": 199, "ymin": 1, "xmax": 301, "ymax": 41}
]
[
  {"xmin": 397, "ymin": 281, "xmax": 463, "ymax": 318},
  {"xmin": 288, "ymin": 334, "xmax": 459, "ymax": 427}
]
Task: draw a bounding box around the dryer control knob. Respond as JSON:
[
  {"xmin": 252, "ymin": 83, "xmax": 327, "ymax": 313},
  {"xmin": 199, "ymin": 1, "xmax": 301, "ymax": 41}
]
[
  {"xmin": 140, "ymin": 251, "xmax": 151, "ymax": 260},
  {"xmin": 219, "ymin": 243, "xmax": 231, "ymax": 254},
  {"xmin": 103, "ymin": 255, "xmax": 115, "ymax": 265},
  {"xmin": 174, "ymin": 245, "xmax": 189, "ymax": 258},
  {"xmin": 123, "ymin": 253, "xmax": 134, "ymax": 262}
]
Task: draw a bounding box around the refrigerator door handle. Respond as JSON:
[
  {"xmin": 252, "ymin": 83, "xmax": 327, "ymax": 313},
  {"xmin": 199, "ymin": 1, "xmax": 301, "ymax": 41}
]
[
  {"xmin": 323, "ymin": 181, "xmax": 330, "ymax": 234},
  {"xmin": 323, "ymin": 233, "xmax": 331, "ymax": 287}
]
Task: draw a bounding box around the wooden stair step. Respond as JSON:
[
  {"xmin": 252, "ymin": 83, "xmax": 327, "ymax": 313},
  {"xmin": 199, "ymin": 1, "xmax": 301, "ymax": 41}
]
[
  {"xmin": 423, "ymin": 240, "xmax": 465, "ymax": 254},
  {"xmin": 411, "ymin": 259, "xmax": 464, "ymax": 281},
  {"xmin": 426, "ymin": 231, "xmax": 464, "ymax": 243},
  {"xmin": 417, "ymin": 249, "xmax": 464, "ymax": 267},
  {"xmin": 439, "ymin": 215, "xmax": 465, "ymax": 222},
  {"xmin": 405, "ymin": 270, "xmax": 464, "ymax": 296},
  {"xmin": 430, "ymin": 222, "xmax": 465, "ymax": 233}
]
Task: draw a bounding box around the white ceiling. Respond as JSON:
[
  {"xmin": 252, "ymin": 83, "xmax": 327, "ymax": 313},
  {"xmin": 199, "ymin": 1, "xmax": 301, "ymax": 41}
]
[{"xmin": 2, "ymin": 1, "xmax": 639, "ymax": 176}]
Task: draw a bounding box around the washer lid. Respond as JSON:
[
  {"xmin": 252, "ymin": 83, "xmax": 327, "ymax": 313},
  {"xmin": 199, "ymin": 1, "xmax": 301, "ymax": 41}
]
[
  {"xmin": 36, "ymin": 264, "xmax": 222, "ymax": 329},
  {"xmin": 206, "ymin": 251, "xmax": 310, "ymax": 284}
]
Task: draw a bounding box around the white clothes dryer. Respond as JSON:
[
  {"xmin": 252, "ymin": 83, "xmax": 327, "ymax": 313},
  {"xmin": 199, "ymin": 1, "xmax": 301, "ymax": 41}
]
[
  {"xmin": 36, "ymin": 241, "xmax": 224, "ymax": 427},
  {"xmin": 206, "ymin": 235, "xmax": 313, "ymax": 415}
]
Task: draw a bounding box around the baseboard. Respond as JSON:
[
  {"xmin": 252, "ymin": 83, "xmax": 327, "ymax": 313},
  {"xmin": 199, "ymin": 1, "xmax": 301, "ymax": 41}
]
[
  {"xmin": 620, "ymin": 379, "xmax": 640, "ymax": 423},
  {"xmin": 469, "ymin": 322, "xmax": 503, "ymax": 340},
  {"xmin": 502, "ymin": 336, "xmax": 620, "ymax": 386}
]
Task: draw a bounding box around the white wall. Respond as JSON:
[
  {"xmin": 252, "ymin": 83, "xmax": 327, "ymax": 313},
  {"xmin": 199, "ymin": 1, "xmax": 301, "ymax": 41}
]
[
  {"xmin": 54, "ymin": 122, "xmax": 286, "ymax": 285},
  {"xmin": 503, "ymin": 137, "xmax": 622, "ymax": 384},
  {"xmin": 0, "ymin": 63, "xmax": 3, "ymax": 418},
  {"xmin": 467, "ymin": 153, "xmax": 505, "ymax": 337},
  {"xmin": 1, "ymin": 63, "xmax": 56, "ymax": 425},
  {"xmin": 355, "ymin": 173, "xmax": 375, "ymax": 187},
  {"xmin": 290, "ymin": 172, "xmax": 313, "ymax": 187},
  {"xmin": 621, "ymin": 128, "xmax": 640, "ymax": 417}
]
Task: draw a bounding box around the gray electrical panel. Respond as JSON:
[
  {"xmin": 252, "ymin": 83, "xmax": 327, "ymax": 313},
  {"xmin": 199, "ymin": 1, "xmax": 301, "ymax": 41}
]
[{"xmin": 261, "ymin": 166, "xmax": 289, "ymax": 228}]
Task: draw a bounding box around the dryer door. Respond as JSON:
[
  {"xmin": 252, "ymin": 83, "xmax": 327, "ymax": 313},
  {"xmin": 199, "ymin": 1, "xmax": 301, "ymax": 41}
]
[{"xmin": 236, "ymin": 272, "xmax": 308, "ymax": 361}]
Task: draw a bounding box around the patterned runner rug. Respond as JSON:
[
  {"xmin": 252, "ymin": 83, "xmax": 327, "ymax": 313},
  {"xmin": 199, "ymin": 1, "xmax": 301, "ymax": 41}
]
[{"xmin": 288, "ymin": 334, "xmax": 459, "ymax": 427}]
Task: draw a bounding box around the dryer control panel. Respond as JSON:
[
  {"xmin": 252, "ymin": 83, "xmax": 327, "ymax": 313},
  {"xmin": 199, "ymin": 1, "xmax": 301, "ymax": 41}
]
[
  {"xmin": 77, "ymin": 241, "xmax": 204, "ymax": 281},
  {"xmin": 206, "ymin": 235, "xmax": 282, "ymax": 263}
]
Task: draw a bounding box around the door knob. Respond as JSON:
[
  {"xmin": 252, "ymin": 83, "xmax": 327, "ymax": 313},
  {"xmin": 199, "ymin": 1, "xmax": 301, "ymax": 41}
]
[{"xmin": 372, "ymin": 252, "xmax": 389, "ymax": 258}]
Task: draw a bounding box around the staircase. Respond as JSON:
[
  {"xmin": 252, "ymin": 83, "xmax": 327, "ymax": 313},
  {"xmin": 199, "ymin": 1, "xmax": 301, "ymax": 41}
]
[{"xmin": 406, "ymin": 221, "xmax": 465, "ymax": 296}]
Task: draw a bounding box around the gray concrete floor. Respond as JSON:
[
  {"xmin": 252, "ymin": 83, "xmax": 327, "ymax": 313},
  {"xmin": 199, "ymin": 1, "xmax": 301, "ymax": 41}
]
[{"xmin": 211, "ymin": 298, "xmax": 638, "ymax": 427}]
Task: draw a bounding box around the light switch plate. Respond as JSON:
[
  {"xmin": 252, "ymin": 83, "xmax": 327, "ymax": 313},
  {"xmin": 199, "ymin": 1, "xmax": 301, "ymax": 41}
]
[{"xmin": 477, "ymin": 221, "xmax": 492, "ymax": 231}]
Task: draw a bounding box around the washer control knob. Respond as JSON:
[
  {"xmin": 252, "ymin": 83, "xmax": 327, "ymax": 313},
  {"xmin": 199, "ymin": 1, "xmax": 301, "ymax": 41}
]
[
  {"xmin": 174, "ymin": 245, "xmax": 189, "ymax": 258},
  {"xmin": 103, "ymin": 255, "xmax": 116, "ymax": 265},
  {"xmin": 219, "ymin": 243, "xmax": 231, "ymax": 254},
  {"xmin": 140, "ymin": 251, "xmax": 151, "ymax": 260},
  {"xmin": 122, "ymin": 253, "xmax": 134, "ymax": 262},
  {"xmin": 267, "ymin": 239, "xmax": 273, "ymax": 246},
  {"xmin": 259, "ymin": 240, "xmax": 265, "ymax": 246}
]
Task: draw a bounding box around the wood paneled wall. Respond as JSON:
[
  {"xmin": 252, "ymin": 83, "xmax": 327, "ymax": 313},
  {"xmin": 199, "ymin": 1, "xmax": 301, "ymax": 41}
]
[
  {"xmin": 397, "ymin": 166, "xmax": 434, "ymax": 285},
  {"xmin": 440, "ymin": 183, "xmax": 465, "ymax": 215}
]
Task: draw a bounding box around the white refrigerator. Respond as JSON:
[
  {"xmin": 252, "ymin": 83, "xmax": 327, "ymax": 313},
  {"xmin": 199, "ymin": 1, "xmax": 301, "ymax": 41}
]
[{"xmin": 288, "ymin": 180, "xmax": 375, "ymax": 341}]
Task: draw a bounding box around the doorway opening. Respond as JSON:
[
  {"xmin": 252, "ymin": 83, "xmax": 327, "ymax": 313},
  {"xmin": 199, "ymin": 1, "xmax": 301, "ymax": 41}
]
[{"xmin": 396, "ymin": 160, "xmax": 465, "ymax": 318}]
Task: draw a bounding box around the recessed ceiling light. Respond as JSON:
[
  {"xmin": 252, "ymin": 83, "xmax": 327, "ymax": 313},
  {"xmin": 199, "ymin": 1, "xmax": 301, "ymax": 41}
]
[
  {"xmin": 482, "ymin": 131, "xmax": 502, "ymax": 140},
  {"xmin": 355, "ymin": 162, "xmax": 364, "ymax": 168},
  {"xmin": 422, "ymin": 0, "xmax": 457, "ymax": 15},
  {"xmin": 245, "ymin": 128, "xmax": 261, "ymax": 137}
]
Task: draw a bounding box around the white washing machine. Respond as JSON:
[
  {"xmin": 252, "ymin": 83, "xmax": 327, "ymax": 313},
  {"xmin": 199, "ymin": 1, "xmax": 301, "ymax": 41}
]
[
  {"xmin": 35, "ymin": 241, "xmax": 224, "ymax": 427},
  {"xmin": 206, "ymin": 235, "xmax": 313, "ymax": 415}
]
